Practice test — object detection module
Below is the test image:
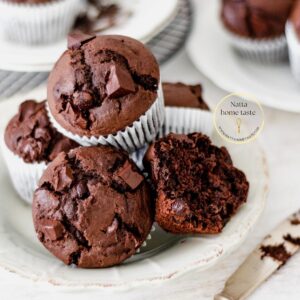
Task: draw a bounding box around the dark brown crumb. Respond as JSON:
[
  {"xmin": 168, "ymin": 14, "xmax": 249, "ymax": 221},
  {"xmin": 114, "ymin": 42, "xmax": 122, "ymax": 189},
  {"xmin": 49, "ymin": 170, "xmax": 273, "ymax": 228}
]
[
  {"xmin": 260, "ymin": 244, "xmax": 291, "ymax": 265},
  {"xmin": 284, "ymin": 234, "xmax": 300, "ymax": 246},
  {"xmin": 290, "ymin": 218, "xmax": 300, "ymax": 225}
]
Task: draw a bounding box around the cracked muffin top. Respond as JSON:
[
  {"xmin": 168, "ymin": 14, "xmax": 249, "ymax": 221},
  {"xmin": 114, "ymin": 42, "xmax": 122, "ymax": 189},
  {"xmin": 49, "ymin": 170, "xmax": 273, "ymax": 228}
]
[
  {"xmin": 47, "ymin": 34, "xmax": 160, "ymax": 137},
  {"xmin": 221, "ymin": 0, "xmax": 294, "ymax": 38},
  {"xmin": 4, "ymin": 100, "xmax": 78, "ymax": 163},
  {"xmin": 32, "ymin": 146, "xmax": 154, "ymax": 268},
  {"xmin": 144, "ymin": 133, "xmax": 249, "ymax": 234}
]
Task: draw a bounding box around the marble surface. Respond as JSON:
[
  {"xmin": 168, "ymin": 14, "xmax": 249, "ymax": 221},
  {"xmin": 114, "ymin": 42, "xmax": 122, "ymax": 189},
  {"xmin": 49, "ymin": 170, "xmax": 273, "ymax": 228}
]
[{"xmin": 0, "ymin": 50, "xmax": 299, "ymax": 300}]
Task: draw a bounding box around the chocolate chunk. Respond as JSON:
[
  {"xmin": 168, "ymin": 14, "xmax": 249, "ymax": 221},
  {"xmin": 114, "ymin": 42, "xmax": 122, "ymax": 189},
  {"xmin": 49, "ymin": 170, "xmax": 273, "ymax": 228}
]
[
  {"xmin": 53, "ymin": 165, "xmax": 73, "ymax": 191},
  {"xmin": 106, "ymin": 65, "xmax": 135, "ymax": 98},
  {"xmin": 116, "ymin": 161, "xmax": 144, "ymax": 190},
  {"xmin": 40, "ymin": 219, "xmax": 64, "ymax": 241},
  {"xmin": 73, "ymin": 91, "xmax": 94, "ymax": 110},
  {"xmin": 74, "ymin": 182, "xmax": 89, "ymax": 199},
  {"xmin": 171, "ymin": 200, "xmax": 190, "ymax": 216},
  {"xmin": 67, "ymin": 32, "xmax": 96, "ymax": 50},
  {"xmin": 34, "ymin": 128, "xmax": 51, "ymax": 142}
]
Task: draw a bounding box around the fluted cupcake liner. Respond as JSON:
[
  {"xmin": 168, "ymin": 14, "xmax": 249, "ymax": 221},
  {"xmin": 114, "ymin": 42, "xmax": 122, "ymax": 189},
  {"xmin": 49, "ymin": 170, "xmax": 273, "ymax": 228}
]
[
  {"xmin": 0, "ymin": 0, "xmax": 85, "ymax": 45},
  {"xmin": 0, "ymin": 140, "xmax": 46, "ymax": 204},
  {"xmin": 223, "ymin": 28, "xmax": 288, "ymax": 63},
  {"xmin": 130, "ymin": 107, "xmax": 214, "ymax": 170},
  {"xmin": 47, "ymin": 83, "xmax": 165, "ymax": 153},
  {"xmin": 160, "ymin": 107, "xmax": 213, "ymax": 137},
  {"xmin": 286, "ymin": 22, "xmax": 300, "ymax": 83}
]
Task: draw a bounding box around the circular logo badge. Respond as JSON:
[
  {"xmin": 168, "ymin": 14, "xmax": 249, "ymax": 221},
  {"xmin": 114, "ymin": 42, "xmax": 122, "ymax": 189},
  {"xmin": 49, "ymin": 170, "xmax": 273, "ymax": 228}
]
[{"xmin": 214, "ymin": 93, "xmax": 264, "ymax": 144}]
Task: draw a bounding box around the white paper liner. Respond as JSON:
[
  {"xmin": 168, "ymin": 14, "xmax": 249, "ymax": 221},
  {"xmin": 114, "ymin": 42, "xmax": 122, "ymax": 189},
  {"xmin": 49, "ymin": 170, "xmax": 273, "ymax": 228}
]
[
  {"xmin": 286, "ymin": 22, "xmax": 300, "ymax": 82},
  {"xmin": 222, "ymin": 27, "xmax": 288, "ymax": 63},
  {"xmin": 0, "ymin": 0, "xmax": 85, "ymax": 45},
  {"xmin": 130, "ymin": 107, "xmax": 214, "ymax": 170},
  {"xmin": 47, "ymin": 83, "xmax": 165, "ymax": 153},
  {"xmin": 0, "ymin": 141, "xmax": 46, "ymax": 204}
]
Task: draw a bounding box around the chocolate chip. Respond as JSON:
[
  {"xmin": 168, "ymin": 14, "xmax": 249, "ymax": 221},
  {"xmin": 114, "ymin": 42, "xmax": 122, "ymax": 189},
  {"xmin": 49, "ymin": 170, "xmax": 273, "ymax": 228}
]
[
  {"xmin": 40, "ymin": 219, "xmax": 64, "ymax": 241},
  {"xmin": 65, "ymin": 103, "xmax": 87, "ymax": 129},
  {"xmin": 18, "ymin": 100, "xmax": 39, "ymax": 122},
  {"xmin": 53, "ymin": 165, "xmax": 73, "ymax": 191},
  {"xmin": 171, "ymin": 200, "xmax": 189, "ymax": 216},
  {"xmin": 106, "ymin": 65, "xmax": 135, "ymax": 98},
  {"xmin": 73, "ymin": 91, "xmax": 94, "ymax": 110},
  {"xmin": 34, "ymin": 128, "xmax": 51, "ymax": 142},
  {"xmin": 67, "ymin": 32, "xmax": 96, "ymax": 50},
  {"xmin": 116, "ymin": 161, "xmax": 144, "ymax": 190},
  {"xmin": 75, "ymin": 182, "xmax": 89, "ymax": 199}
]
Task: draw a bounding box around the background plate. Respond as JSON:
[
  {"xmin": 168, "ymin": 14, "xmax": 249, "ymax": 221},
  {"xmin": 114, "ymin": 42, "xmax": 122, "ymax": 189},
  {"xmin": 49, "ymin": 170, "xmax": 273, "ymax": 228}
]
[
  {"xmin": 0, "ymin": 87, "xmax": 268, "ymax": 289},
  {"xmin": 0, "ymin": 0, "xmax": 179, "ymax": 72},
  {"xmin": 187, "ymin": 0, "xmax": 300, "ymax": 113}
]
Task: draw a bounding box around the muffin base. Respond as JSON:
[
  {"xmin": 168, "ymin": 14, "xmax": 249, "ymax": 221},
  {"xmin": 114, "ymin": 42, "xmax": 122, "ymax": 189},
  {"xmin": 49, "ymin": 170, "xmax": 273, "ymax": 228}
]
[
  {"xmin": 222, "ymin": 27, "xmax": 288, "ymax": 63},
  {"xmin": 286, "ymin": 22, "xmax": 300, "ymax": 83},
  {"xmin": 0, "ymin": 0, "xmax": 85, "ymax": 45},
  {"xmin": 1, "ymin": 142, "xmax": 46, "ymax": 204},
  {"xmin": 160, "ymin": 107, "xmax": 213, "ymax": 137}
]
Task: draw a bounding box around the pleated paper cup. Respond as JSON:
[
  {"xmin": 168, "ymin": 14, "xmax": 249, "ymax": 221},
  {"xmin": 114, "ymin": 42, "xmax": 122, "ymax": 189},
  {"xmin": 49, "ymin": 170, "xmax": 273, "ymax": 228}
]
[
  {"xmin": 160, "ymin": 107, "xmax": 213, "ymax": 137},
  {"xmin": 0, "ymin": 141, "xmax": 46, "ymax": 204},
  {"xmin": 286, "ymin": 22, "xmax": 300, "ymax": 83},
  {"xmin": 47, "ymin": 84, "xmax": 165, "ymax": 153},
  {"xmin": 223, "ymin": 27, "xmax": 288, "ymax": 63},
  {"xmin": 130, "ymin": 107, "xmax": 214, "ymax": 170},
  {"xmin": 0, "ymin": 0, "xmax": 85, "ymax": 45}
]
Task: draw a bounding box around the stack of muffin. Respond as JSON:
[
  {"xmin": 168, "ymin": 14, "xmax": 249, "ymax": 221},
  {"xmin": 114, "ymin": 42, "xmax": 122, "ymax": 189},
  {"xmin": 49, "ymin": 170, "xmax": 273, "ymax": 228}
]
[
  {"xmin": 221, "ymin": 0, "xmax": 300, "ymax": 82},
  {"xmin": 2, "ymin": 34, "xmax": 249, "ymax": 268}
]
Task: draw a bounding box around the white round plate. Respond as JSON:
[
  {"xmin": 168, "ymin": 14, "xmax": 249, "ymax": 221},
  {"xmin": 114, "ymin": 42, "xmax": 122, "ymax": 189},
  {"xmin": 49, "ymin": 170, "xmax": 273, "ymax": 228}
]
[
  {"xmin": 0, "ymin": 0, "xmax": 179, "ymax": 72},
  {"xmin": 187, "ymin": 0, "xmax": 300, "ymax": 113},
  {"xmin": 0, "ymin": 86, "xmax": 268, "ymax": 289}
]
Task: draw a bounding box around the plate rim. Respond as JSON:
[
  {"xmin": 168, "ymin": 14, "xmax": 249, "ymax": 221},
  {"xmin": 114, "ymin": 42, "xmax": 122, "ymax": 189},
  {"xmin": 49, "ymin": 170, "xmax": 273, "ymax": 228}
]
[
  {"xmin": 0, "ymin": 0, "xmax": 179, "ymax": 72},
  {"xmin": 0, "ymin": 87, "xmax": 269, "ymax": 289}
]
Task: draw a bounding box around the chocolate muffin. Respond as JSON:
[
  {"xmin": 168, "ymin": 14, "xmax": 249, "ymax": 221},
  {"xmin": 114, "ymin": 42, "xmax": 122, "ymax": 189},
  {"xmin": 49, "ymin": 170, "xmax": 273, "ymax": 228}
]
[
  {"xmin": 290, "ymin": 0, "xmax": 300, "ymax": 40},
  {"xmin": 4, "ymin": 100, "xmax": 78, "ymax": 163},
  {"xmin": 32, "ymin": 146, "xmax": 154, "ymax": 268},
  {"xmin": 5, "ymin": 0, "xmax": 54, "ymax": 3},
  {"xmin": 162, "ymin": 82, "xmax": 209, "ymax": 110},
  {"xmin": 144, "ymin": 133, "xmax": 249, "ymax": 234},
  {"xmin": 47, "ymin": 34, "xmax": 162, "ymax": 149},
  {"xmin": 221, "ymin": 0, "xmax": 294, "ymax": 38}
]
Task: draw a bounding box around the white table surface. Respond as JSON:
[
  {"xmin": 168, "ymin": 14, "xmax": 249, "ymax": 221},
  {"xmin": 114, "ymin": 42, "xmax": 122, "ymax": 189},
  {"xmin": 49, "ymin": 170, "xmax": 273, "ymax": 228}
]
[{"xmin": 0, "ymin": 49, "xmax": 299, "ymax": 300}]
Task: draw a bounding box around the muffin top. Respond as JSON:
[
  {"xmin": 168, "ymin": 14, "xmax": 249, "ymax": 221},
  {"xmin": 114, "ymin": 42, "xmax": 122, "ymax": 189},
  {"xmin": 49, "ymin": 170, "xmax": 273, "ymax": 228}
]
[
  {"xmin": 32, "ymin": 146, "xmax": 154, "ymax": 268},
  {"xmin": 221, "ymin": 0, "xmax": 294, "ymax": 38},
  {"xmin": 47, "ymin": 34, "xmax": 160, "ymax": 137},
  {"xmin": 290, "ymin": 0, "xmax": 300, "ymax": 40},
  {"xmin": 5, "ymin": 100, "xmax": 78, "ymax": 163},
  {"xmin": 162, "ymin": 82, "xmax": 209, "ymax": 110},
  {"xmin": 144, "ymin": 133, "xmax": 249, "ymax": 234}
]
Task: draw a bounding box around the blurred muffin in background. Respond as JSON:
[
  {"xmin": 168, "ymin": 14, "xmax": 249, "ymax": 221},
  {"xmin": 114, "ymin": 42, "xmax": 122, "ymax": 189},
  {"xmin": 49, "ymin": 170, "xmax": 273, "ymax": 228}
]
[
  {"xmin": 0, "ymin": 0, "xmax": 85, "ymax": 45},
  {"xmin": 220, "ymin": 0, "xmax": 294, "ymax": 63},
  {"xmin": 286, "ymin": 0, "xmax": 300, "ymax": 82}
]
